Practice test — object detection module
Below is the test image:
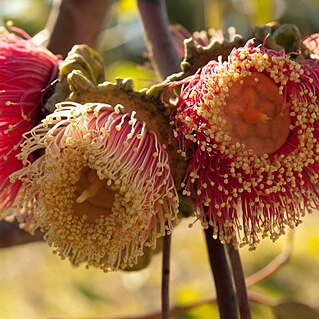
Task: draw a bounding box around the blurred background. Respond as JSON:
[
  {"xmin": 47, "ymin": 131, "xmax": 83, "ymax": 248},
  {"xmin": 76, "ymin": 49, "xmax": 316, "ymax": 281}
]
[{"xmin": 0, "ymin": 0, "xmax": 318, "ymax": 318}]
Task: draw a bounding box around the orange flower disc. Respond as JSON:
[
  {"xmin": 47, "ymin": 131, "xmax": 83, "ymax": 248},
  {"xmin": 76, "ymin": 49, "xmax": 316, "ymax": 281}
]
[{"xmin": 223, "ymin": 72, "xmax": 290, "ymax": 155}]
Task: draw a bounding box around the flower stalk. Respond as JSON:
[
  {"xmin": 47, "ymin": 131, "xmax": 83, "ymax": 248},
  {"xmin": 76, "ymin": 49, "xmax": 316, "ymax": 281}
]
[
  {"xmin": 137, "ymin": 0, "xmax": 180, "ymax": 78},
  {"xmin": 161, "ymin": 234, "xmax": 171, "ymax": 319},
  {"xmin": 227, "ymin": 245, "xmax": 251, "ymax": 319},
  {"xmin": 137, "ymin": 1, "xmax": 181, "ymax": 318},
  {"xmin": 204, "ymin": 227, "xmax": 238, "ymax": 319},
  {"xmin": 46, "ymin": 0, "xmax": 114, "ymax": 56}
]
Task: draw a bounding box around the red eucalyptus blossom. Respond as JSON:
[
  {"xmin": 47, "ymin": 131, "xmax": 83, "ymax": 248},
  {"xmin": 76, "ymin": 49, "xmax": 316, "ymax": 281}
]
[
  {"xmin": 171, "ymin": 39, "xmax": 319, "ymax": 249},
  {"xmin": 0, "ymin": 26, "xmax": 60, "ymax": 216},
  {"xmin": 12, "ymin": 102, "xmax": 178, "ymax": 271}
]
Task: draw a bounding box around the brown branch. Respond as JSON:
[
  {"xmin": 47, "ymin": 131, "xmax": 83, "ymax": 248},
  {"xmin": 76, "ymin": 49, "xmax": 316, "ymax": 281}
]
[
  {"xmin": 161, "ymin": 234, "xmax": 171, "ymax": 319},
  {"xmin": 46, "ymin": 0, "xmax": 114, "ymax": 56},
  {"xmin": 204, "ymin": 227, "xmax": 238, "ymax": 319},
  {"xmin": 247, "ymin": 292, "xmax": 274, "ymax": 307},
  {"xmin": 246, "ymin": 231, "xmax": 294, "ymax": 287},
  {"xmin": 137, "ymin": 0, "xmax": 181, "ymax": 78},
  {"xmin": 227, "ymin": 245, "xmax": 252, "ymax": 319},
  {"xmin": 0, "ymin": 220, "xmax": 42, "ymax": 248}
]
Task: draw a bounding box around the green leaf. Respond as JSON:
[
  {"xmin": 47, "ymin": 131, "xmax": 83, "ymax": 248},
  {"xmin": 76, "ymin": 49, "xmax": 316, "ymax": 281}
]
[
  {"xmin": 273, "ymin": 301, "xmax": 319, "ymax": 319},
  {"xmin": 74, "ymin": 283, "xmax": 108, "ymax": 303}
]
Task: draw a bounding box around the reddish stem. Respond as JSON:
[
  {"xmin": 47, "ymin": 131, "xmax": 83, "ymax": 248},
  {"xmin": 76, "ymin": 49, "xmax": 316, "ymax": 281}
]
[
  {"xmin": 204, "ymin": 227, "xmax": 239, "ymax": 319},
  {"xmin": 137, "ymin": 0, "xmax": 181, "ymax": 78},
  {"xmin": 137, "ymin": 2, "xmax": 180, "ymax": 319},
  {"xmin": 161, "ymin": 234, "xmax": 171, "ymax": 319},
  {"xmin": 227, "ymin": 245, "xmax": 252, "ymax": 319},
  {"xmin": 46, "ymin": 0, "xmax": 114, "ymax": 56},
  {"xmin": 0, "ymin": 221, "xmax": 42, "ymax": 248}
]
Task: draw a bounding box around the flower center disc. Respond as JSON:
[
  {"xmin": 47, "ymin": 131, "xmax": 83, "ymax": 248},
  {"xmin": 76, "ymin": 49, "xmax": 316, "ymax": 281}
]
[
  {"xmin": 223, "ymin": 72, "xmax": 290, "ymax": 155},
  {"xmin": 75, "ymin": 168, "xmax": 115, "ymax": 222}
]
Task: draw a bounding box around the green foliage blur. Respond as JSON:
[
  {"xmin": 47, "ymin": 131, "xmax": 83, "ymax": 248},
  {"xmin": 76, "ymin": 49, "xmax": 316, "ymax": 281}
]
[{"xmin": 0, "ymin": 0, "xmax": 318, "ymax": 318}]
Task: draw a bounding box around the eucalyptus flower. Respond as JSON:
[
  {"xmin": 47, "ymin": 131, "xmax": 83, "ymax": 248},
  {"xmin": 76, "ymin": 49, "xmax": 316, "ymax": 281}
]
[
  {"xmin": 0, "ymin": 25, "xmax": 60, "ymax": 216},
  {"xmin": 12, "ymin": 102, "xmax": 178, "ymax": 271},
  {"xmin": 170, "ymin": 39, "xmax": 319, "ymax": 249}
]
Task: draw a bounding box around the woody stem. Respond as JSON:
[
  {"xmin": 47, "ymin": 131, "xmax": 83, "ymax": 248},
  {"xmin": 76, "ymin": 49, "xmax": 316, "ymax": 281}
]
[
  {"xmin": 0, "ymin": 220, "xmax": 42, "ymax": 248},
  {"xmin": 162, "ymin": 234, "xmax": 171, "ymax": 319},
  {"xmin": 137, "ymin": 1, "xmax": 180, "ymax": 319},
  {"xmin": 204, "ymin": 227, "xmax": 239, "ymax": 319},
  {"xmin": 137, "ymin": 0, "xmax": 180, "ymax": 78},
  {"xmin": 46, "ymin": 0, "xmax": 114, "ymax": 56},
  {"xmin": 227, "ymin": 244, "xmax": 252, "ymax": 319}
]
